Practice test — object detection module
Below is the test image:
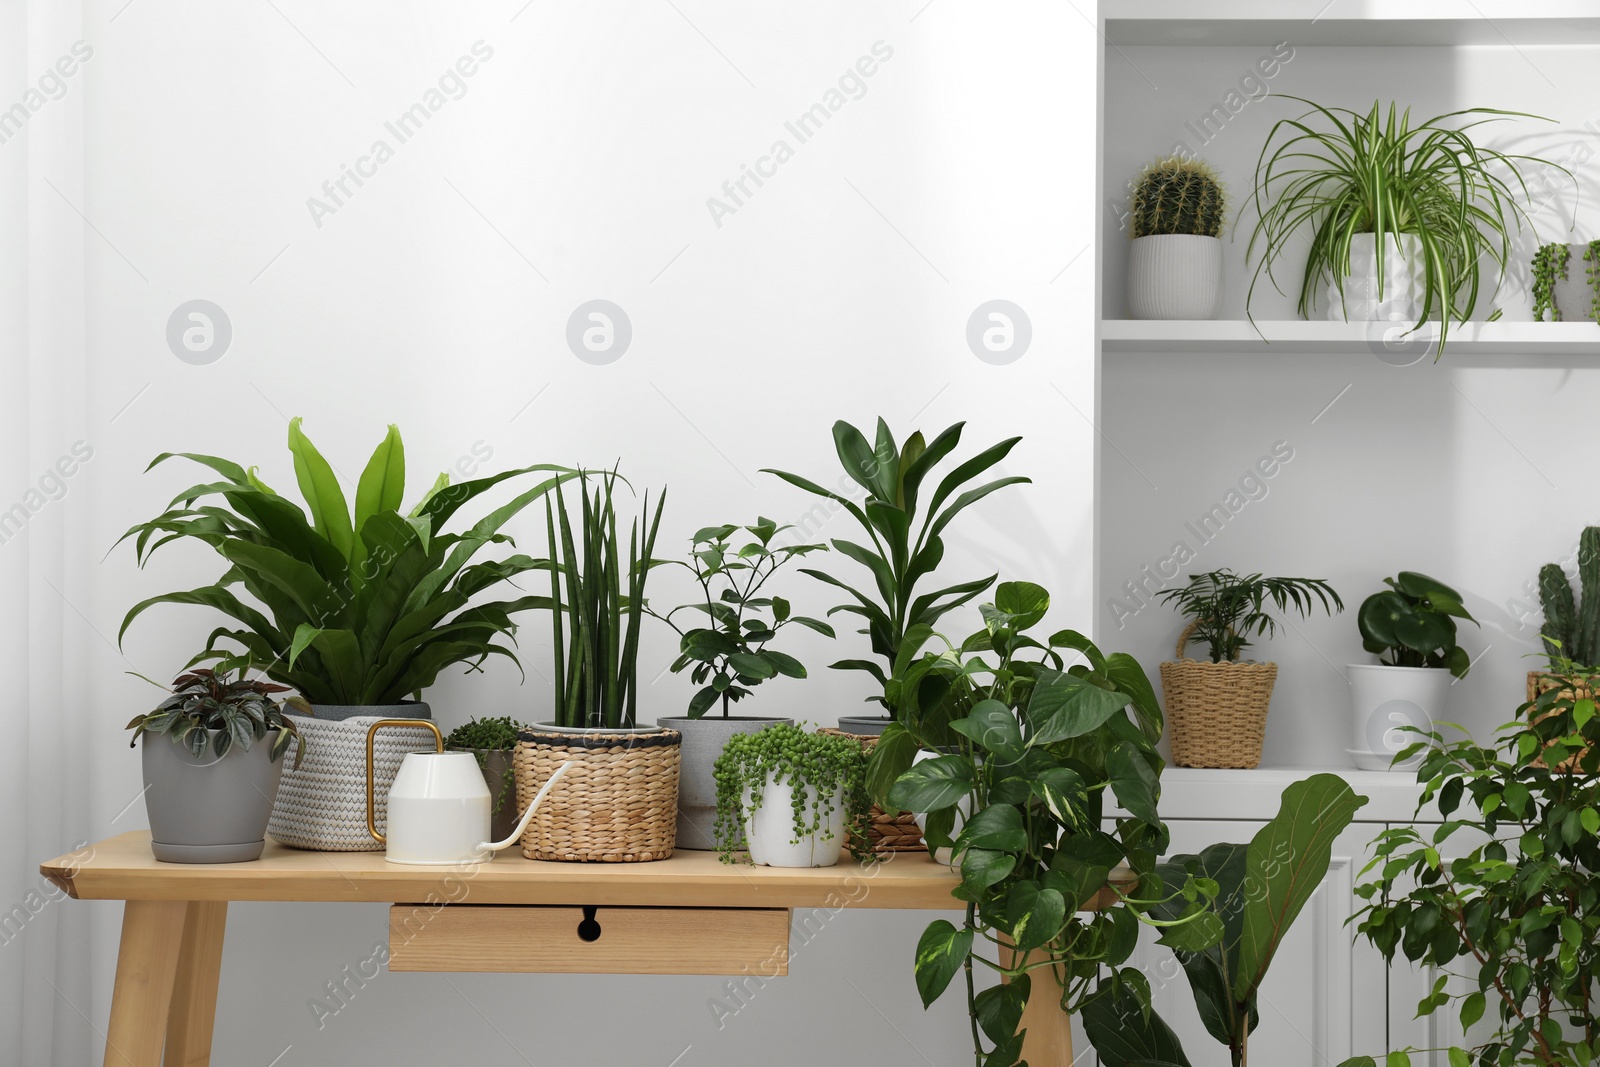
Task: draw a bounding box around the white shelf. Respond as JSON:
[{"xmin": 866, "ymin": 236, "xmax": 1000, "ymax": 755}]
[
  {"xmin": 1104, "ymin": 2, "xmax": 1600, "ymax": 47},
  {"xmin": 1101, "ymin": 319, "xmax": 1600, "ymax": 356},
  {"xmin": 1108, "ymin": 766, "xmax": 1433, "ymax": 824}
]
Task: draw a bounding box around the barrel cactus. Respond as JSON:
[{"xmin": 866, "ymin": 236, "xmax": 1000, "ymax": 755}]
[
  {"xmin": 1538, "ymin": 526, "xmax": 1600, "ymax": 667},
  {"xmin": 1130, "ymin": 157, "xmax": 1227, "ymax": 240}
]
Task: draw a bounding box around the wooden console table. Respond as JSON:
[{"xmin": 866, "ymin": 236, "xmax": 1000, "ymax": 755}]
[{"xmin": 43, "ymin": 832, "xmax": 1106, "ymax": 1067}]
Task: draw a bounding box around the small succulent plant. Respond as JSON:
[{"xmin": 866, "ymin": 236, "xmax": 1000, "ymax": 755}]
[
  {"xmin": 127, "ymin": 667, "xmax": 307, "ymax": 765},
  {"xmin": 1130, "ymin": 156, "xmax": 1228, "ymax": 239}
]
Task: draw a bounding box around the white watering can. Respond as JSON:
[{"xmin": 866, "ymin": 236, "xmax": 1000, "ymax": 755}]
[{"xmin": 364, "ymin": 719, "xmax": 572, "ymax": 866}]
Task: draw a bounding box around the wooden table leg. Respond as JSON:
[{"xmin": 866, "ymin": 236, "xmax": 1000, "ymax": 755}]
[
  {"xmin": 105, "ymin": 900, "xmax": 188, "ymax": 1067},
  {"xmin": 164, "ymin": 902, "xmax": 228, "ymax": 1067},
  {"xmin": 1004, "ymin": 942, "xmax": 1075, "ymax": 1066}
]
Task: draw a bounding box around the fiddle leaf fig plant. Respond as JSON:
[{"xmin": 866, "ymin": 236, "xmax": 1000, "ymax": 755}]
[
  {"xmin": 1158, "ymin": 570, "xmax": 1343, "ymax": 663},
  {"xmin": 1357, "ymin": 571, "xmax": 1477, "ymax": 678}
]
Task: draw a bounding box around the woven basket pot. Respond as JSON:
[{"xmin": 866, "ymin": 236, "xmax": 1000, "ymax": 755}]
[
  {"xmin": 1525, "ymin": 671, "xmax": 1594, "ymax": 771},
  {"xmin": 1159, "ymin": 622, "xmax": 1277, "ymax": 769},
  {"xmin": 514, "ymin": 725, "xmax": 681, "ymax": 862},
  {"xmin": 267, "ymin": 706, "xmax": 438, "ymax": 851},
  {"xmin": 817, "ymin": 727, "xmax": 925, "ymax": 855}
]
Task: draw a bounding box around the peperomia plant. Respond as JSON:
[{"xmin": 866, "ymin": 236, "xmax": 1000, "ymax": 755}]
[
  {"xmin": 712, "ymin": 723, "xmax": 868, "ymax": 863},
  {"xmin": 763, "ymin": 419, "xmax": 1028, "ymax": 715},
  {"xmin": 650, "ymin": 518, "xmax": 834, "ymax": 718},
  {"xmin": 878, "ymin": 581, "xmax": 1213, "ymax": 1067},
  {"xmin": 127, "ymin": 667, "xmax": 308, "ymax": 766},
  {"xmin": 1357, "ymin": 571, "xmax": 1477, "ymax": 678},
  {"xmin": 1340, "ymin": 666, "xmax": 1600, "ymax": 1067},
  {"xmin": 1158, "ymin": 570, "xmax": 1343, "ymax": 663}
]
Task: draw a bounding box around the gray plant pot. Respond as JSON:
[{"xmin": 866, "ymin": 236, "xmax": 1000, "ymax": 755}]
[
  {"xmin": 308, "ymin": 700, "xmax": 430, "ymax": 721},
  {"xmin": 1549, "ymin": 244, "xmax": 1599, "ymax": 323},
  {"xmin": 657, "ymin": 715, "xmax": 793, "ymax": 850},
  {"xmin": 142, "ymin": 729, "xmax": 287, "ymax": 863},
  {"xmin": 837, "ymin": 714, "xmax": 892, "ymax": 736},
  {"xmin": 470, "ymin": 748, "xmax": 519, "ymax": 843}
]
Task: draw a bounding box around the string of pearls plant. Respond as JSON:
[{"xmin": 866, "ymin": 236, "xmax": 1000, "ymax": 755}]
[{"xmin": 712, "ymin": 723, "xmax": 869, "ymax": 863}]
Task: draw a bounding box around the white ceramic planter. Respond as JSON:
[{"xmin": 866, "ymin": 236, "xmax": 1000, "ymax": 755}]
[
  {"xmin": 743, "ymin": 780, "xmax": 846, "ymax": 868},
  {"xmin": 1127, "ymin": 235, "xmax": 1223, "ymax": 320},
  {"xmin": 1325, "ymin": 232, "xmax": 1425, "ymax": 322},
  {"xmin": 1346, "ymin": 664, "xmax": 1451, "ymax": 770}
]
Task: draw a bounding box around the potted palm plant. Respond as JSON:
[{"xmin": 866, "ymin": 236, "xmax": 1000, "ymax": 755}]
[
  {"xmin": 513, "ymin": 468, "xmax": 678, "ymax": 862},
  {"xmin": 650, "ymin": 517, "xmax": 833, "ymax": 849},
  {"xmin": 1348, "ymin": 571, "xmax": 1476, "ymax": 771},
  {"xmin": 1157, "ymin": 570, "xmax": 1343, "ymax": 769},
  {"xmin": 118, "ymin": 419, "xmax": 572, "ymax": 850},
  {"xmin": 713, "ymin": 723, "xmax": 867, "ymax": 868},
  {"xmin": 1248, "ymin": 98, "xmax": 1564, "ymax": 356},
  {"xmin": 127, "ymin": 667, "xmax": 306, "ymax": 862},
  {"xmin": 1126, "ymin": 155, "xmax": 1228, "ymax": 320}
]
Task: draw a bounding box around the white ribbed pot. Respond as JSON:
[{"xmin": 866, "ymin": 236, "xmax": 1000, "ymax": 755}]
[
  {"xmin": 1346, "ymin": 664, "xmax": 1450, "ymax": 771},
  {"xmin": 1326, "ymin": 232, "xmax": 1425, "ymax": 321},
  {"xmin": 1127, "ymin": 235, "xmax": 1223, "ymax": 320},
  {"xmin": 743, "ymin": 781, "xmax": 846, "ymax": 868}
]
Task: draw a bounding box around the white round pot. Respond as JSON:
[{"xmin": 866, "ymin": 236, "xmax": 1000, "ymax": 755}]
[
  {"xmin": 1127, "ymin": 235, "xmax": 1223, "ymax": 320},
  {"xmin": 743, "ymin": 780, "xmax": 846, "ymax": 868},
  {"xmin": 909, "ymin": 750, "xmax": 972, "ymax": 867},
  {"xmin": 1325, "ymin": 232, "xmax": 1424, "ymax": 322},
  {"xmin": 1346, "ymin": 664, "xmax": 1451, "ymax": 770}
]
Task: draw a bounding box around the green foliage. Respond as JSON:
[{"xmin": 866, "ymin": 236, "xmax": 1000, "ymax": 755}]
[
  {"xmin": 651, "ymin": 517, "xmax": 833, "ymax": 718},
  {"xmin": 118, "ymin": 420, "xmax": 573, "ymax": 705},
  {"xmin": 1341, "ymin": 668, "xmax": 1600, "ymax": 1067},
  {"xmin": 543, "ymin": 469, "xmax": 665, "ymax": 730},
  {"xmin": 1131, "ymin": 156, "xmax": 1228, "ymax": 240},
  {"xmin": 1158, "ymin": 569, "xmax": 1343, "ymax": 663},
  {"xmin": 126, "ymin": 666, "xmax": 307, "ymax": 766},
  {"xmin": 712, "ymin": 723, "xmax": 868, "ymax": 863},
  {"xmin": 763, "ymin": 418, "xmax": 1029, "ymax": 715},
  {"xmin": 1247, "ymin": 98, "xmax": 1565, "ymax": 355},
  {"xmin": 1587, "ymin": 241, "xmax": 1600, "ymax": 325},
  {"xmin": 443, "ymin": 715, "xmax": 526, "ymax": 751},
  {"xmin": 1531, "ymin": 243, "xmax": 1569, "ymax": 322},
  {"xmin": 881, "ymin": 581, "xmax": 1205, "ymax": 1067},
  {"xmin": 1537, "ymin": 527, "xmax": 1600, "ymax": 670},
  {"xmin": 1357, "ymin": 571, "xmax": 1477, "ymax": 678}
]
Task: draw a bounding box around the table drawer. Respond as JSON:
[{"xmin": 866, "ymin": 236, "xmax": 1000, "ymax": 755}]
[{"xmin": 387, "ymin": 904, "xmax": 791, "ymax": 975}]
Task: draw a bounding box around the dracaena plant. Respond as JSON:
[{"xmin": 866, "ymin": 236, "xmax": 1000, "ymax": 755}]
[
  {"xmin": 1082, "ymin": 773, "xmax": 1368, "ymax": 1067},
  {"xmin": 118, "ymin": 419, "xmax": 572, "ymax": 706},
  {"xmin": 879, "ymin": 581, "xmax": 1209, "ymax": 1067},
  {"xmin": 126, "ymin": 666, "xmax": 308, "ymax": 766},
  {"xmin": 763, "ymin": 419, "xmax": 1028, "ymax": 715},
  {"xmin": 1357, "ymin": 571, "xmax": 1478, "ymax": 678},
  {"xmin": 1158, "ymin": 570, "xmax": 1343, "ymax": 663},
  {"xmin": 650, "ymin": 517, "xmax": 834, "ymax": 718}
]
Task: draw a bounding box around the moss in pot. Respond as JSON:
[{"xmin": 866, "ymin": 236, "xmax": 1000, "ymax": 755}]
[{"xmin": 713, "ymin": 724, "xmax": 868, "ymax": 868}]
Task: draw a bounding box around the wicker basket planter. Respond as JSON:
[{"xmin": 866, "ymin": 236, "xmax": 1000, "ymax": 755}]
[
  {"xmin": 1159, "ymin": 624, "xmax": 1277, "ymax": 769},
  {"xmin": 513, "ymin": 725, "xmax": 681, "ymax": 862},
  {"xmin": 818, "ymin": 727, "xmax": 925, "ymax": 855},
  {"xmin": 1525, "ymin": 670, "xmax": 1594, "ymax": 771}
]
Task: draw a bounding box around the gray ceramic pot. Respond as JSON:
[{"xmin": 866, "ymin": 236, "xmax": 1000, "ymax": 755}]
[
  {"xmin": 308, "ymin": 700, "xmax": 430, "ymax": 722},
  {"xmin": 142, "ymin": 730, "xmax": 287, "ymax": 862},
  {"xmin": 472, "ymin": 749, "xmax": 519, "ymax": 843},
  {"xmin": 836, "ymin": 714, "xmax": 892, "ymax": 736},
  {"xmin": 656, "ymin": 714, "xmax": 793, "ymax": 850}
]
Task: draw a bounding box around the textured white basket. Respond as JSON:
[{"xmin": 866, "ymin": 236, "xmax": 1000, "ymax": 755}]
[
  {"xmin": 1325, "ymin": 232, "xmax": 1424, "ymax": 321},
  {"xmin": 267, "ymin": 714, "xmax": 439, "ymax": 851}
]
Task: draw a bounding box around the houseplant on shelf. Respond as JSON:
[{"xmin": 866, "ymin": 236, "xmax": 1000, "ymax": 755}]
[
  {"xmin": 880, "ymin": 581, "xmax": 1207, "ymax": 1067},
  {"xmin": 1531, "ymin": 526, "xmax": 1600, "ymax": 703},
  {"xmin": 1339, "ymin": 678, "xmax": 1600, "ymax": 1067},
  {"xmin": 1247, "ymin": 98, "xmax": 1565, "ymax": 356},
  {"xmin": 1531, "ymin": 240, "xmax": 1600, "ymax": 324},
  {"xmin": 513, "ymin": 468, "xmax": 678, "ymax": 862},
  {"xmin": 443, "ymin": 716, "xmax": 528, "ymax": 845},
  {"xmin": 713, "ymin": 723, "xmax": 867, "ymax": 868},
  {"xmin": 763, "ymin": 417, "xmax": 1029, "ymax": 733},
  {"xmin": 1157, "ymin": 570, "xmax": 1343, "ymax": 769},
  {"xmin": 1126, "ymin": 155, "xmax": 1229, "ymax": 320},
  {"xmin": 117, "ymin": 419, "xmax": 572, "ymax": 851},
  {"xmin": 1083, "ymin": 773, "xmax": 1368, "ymax": 1067},
  {"xmin": 1348, "ymin": 571, "xmax": 1476, "ymax": 772},
  {"xmin": 650, "ymin": 517, "xmax": 833, "ymax": 849},
  {"xmin": 127, "ymin": 666, "xmax": 307, "ymax": 862}
]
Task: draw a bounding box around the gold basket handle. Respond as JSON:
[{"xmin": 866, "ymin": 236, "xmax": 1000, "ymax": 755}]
[{"xmin": 365, "ymin": 718, "xmax": 443, "ymax": 845}]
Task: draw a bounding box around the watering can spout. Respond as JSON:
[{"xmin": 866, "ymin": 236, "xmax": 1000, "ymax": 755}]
[{"xmin": 479, "ymin": 760, "xmax": 572, "ymax": 853}]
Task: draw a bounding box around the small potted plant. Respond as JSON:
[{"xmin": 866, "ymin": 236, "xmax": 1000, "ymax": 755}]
[
  {"xmin": 1532, "ymin": 526, "xmax": 1600, "ymax": 702},
  {"xmin": 128, "ymin": 667, "xmax": 306, "ymax": 863},
  {"xmin": 514, "ymin": 468, "xmax": 679, "ymax": 862},
  {"xmin": 650, "ymin": 518, "xmax": 833, "ymax": 849},
  {"xmin": 1125, "ymin": 155, "xmax": 1228, "ymax": 320},
  {"xmin": 1531, "ymin": 240, "xmax": 1600, "ymax": 324},
  {"xmin": 1348, "ymin": 572, "xmax": 1476, "ymax": 771},
  {"xmin": 443, "ymin": 716, "xmax": 527, "ymax": 844},
  {"xmin": 712, "ymin": 723, "xmax": 867, "ymax": 868},
  {"xmin": 1157, "ymin": 569, "xmax": 1343, "ymax": 768}
]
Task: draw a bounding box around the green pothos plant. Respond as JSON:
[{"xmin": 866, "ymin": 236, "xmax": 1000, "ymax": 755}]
[
  {"xmin": 711, "ymin": 723, "xmax": 868, "ymax": 862},
  {"xmin": 1339, "ymin": 658, "xmax": 1600, "ymax": 1067},
  {"xmin": 875, "ymin": 581, "xmax": 1219, "ymax": 1067}
]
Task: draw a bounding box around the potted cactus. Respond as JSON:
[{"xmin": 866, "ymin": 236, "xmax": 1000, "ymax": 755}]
[
  {"xmin": 1126, "ymin": 155, "xmax": 1227, "ymax": 319},
  {"xmin": 1530, "ymin": 527, "xmax": 1600, "ymax": 738}
]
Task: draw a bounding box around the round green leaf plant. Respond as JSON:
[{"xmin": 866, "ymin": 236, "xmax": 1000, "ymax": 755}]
[
  {"xmin": 1357, "ymin": 571, "xmax": 1478, "ymax": 678},
  {"xmin": 712, "ymin": 723, "xmax": 868, "ymax": 863}
]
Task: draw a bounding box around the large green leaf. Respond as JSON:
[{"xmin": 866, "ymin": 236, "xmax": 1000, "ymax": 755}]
[
  {"xmin": 913, "ymin": 920, "xmax": 973, "ymax": 1008},
  {"xmin": 1082, "ymin": 981, "xmax": 1193, "ymax": 1067},
  {"xmin": 949, "ymin": 699, "xmax": 1025, "ymax": 762},
  {"xmin": 352, "ymin": 423, "xmax": 405, "ymax": 567},
  {"xmin": 1153, "ymin": 843, "xmax": 1253, "ymax": 1050},
  {"xmin": 1026, "ymin": 668, "xmax": 1130, "ymax": 743},
  {"xmin": 287, "ymin": 417, "xmax": 354, "ymax": 563},
  {"xmin": 888, "ymin": 754, "xmax": 973, "ymax": 813}
]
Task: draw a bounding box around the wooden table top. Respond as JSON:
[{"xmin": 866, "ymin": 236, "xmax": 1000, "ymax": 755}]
[{"xmin": 41, "ymin": 832, "xmax": 967, "ymax": 909}]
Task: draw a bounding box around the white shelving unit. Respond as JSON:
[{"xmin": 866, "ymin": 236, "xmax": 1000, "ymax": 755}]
[{"xmin": 1102, "ymin": 319, "xmax": 1600, "ymax": 355}]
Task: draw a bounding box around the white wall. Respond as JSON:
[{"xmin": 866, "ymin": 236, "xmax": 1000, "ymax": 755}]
[{"xmin": 3, "ymin": 2, "xmax": 1100, "ymax": 1065}]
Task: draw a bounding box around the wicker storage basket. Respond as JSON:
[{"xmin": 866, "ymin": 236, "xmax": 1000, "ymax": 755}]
[
  {"xmin": 514, "ymin": 726, "xmax": 681, "ymax": 862},
  {"xmin": 1525, "ymin": 670, "xmax": 1594, "ymax": 771},
  {"xmin": 1159, "ymin": 622, "xmax": 1278, "ymax": 769},
  {"xmin": 267, "ymin": 714, "xmax": 440, "ymax": 851},
  {"xmin": 817, "ymin": 727, "xmax": 926, "ymax": 855}
]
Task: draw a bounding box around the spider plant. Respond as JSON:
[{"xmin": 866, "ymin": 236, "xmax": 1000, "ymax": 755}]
[
  {"xmin": 1247, "ymin": 98, "xmax": 1565, "ymax": 355},
  {"xmin": 1158, "ymin": 570, "xmax": 1343, "ymax": 663}
]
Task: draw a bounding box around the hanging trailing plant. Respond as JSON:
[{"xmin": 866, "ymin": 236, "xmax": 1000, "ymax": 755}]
[
  {"xmin": 1531, "ymin": 243, "xmax": 1569, "ymax": 322},
  {"xmin": 1587, "ymin": 240, "xmax": 1600, "ymax": 325},
  {"xmin": 712, "ymin": 723, "xmax": 869, "ymax": 863}
]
